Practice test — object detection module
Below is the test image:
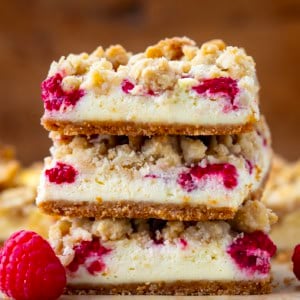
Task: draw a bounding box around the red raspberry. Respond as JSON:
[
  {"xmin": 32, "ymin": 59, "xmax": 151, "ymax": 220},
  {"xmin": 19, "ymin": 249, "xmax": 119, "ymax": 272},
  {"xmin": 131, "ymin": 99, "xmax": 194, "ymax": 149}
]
[
  {"xmin": 67, "ymin": 237, "xmax": 111, "ymax": 275},
  {"xmin": 0, "ymin": 230, "xmax": 66, "ymax": 300},
  {"xmin": 121, "ymin": 79, "xmax": 135, "ymax": 94},
  {"xmin": 41, "ymin": 73, "xmax": 84, "ymax": 111},
  {"xmin": 227, "ymin": 231, "xmax": 276, "ymax": 275},
  {"xmin": 177, "ymin": 163, "xmax": 238, "ymax": 192},
  {"xmin": 177, "ymin": 172, "xmax": 197, "ymax": 192},
  {"xmin": 292, "ymin": 244, "xmax": 300, "ymax": 280},
  {"xmin": 192, "ymin": 77, "xmax": 239, "ymax": 111},
  {"xmin": 45, "ymin": 162, "xmax": 78, "ymax": 184}
]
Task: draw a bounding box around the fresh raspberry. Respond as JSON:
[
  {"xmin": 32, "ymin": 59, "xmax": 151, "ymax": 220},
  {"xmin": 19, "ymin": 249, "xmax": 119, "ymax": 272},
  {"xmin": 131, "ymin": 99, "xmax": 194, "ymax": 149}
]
[
  {"xmin": 45, "ymin": 162, "xmax": 78, "ymax": 184},
  {"xmin": 67, "ymin": 237, "xmax": 111, "ymax": 275},
  {"xmin": 177, "ymin": 163, "xmax": 238, "ymax": 192},
  {"xmin": 292, "ymin": 244, "xmax": 300, "ymax": 280},
  {"xmin": 192, "ymin": 77, "xmax": 239, "ymax": 111},
  {"xmin": 121, "ymin": 79, "xmax": 135, "ymax": 94},
  {"xmin": 0, "ymin": 230, "xmax": 66, "ymax": 300},
  {"xmin": 227, "ymin": 231, "xmax": 276, "ymax": 275},
  {"xmin": 41, "ymin": 73, "xmax": 84, "ymax": 111}
]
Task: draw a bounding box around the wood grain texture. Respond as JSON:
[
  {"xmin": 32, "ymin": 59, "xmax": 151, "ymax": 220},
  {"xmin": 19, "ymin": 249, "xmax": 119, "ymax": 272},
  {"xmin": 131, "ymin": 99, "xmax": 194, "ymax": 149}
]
[{"xmin": 1, "ymin": 0, "xmax": 300, "ymax": 164}]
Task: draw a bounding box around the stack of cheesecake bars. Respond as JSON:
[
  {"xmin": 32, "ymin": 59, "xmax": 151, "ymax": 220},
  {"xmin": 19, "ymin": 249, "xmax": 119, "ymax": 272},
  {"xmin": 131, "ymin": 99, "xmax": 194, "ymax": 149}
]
[{"xmin": 37, "ymin": 37, "xmax": 278, "ymax": 295}]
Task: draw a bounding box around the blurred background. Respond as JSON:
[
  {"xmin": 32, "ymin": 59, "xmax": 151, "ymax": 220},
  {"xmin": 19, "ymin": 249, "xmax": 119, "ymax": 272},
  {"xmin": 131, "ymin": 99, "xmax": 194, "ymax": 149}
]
[{"xmin": 1, "ymin": 0, "xmax": 300, "ymax": 164}]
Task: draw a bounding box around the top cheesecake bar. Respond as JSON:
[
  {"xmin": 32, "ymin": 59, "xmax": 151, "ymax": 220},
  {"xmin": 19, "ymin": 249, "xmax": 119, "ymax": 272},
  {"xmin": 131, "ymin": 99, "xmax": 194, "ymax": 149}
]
[{"xmin": 41, "ymin": 37, "xmax": 260, "ymax": 136}]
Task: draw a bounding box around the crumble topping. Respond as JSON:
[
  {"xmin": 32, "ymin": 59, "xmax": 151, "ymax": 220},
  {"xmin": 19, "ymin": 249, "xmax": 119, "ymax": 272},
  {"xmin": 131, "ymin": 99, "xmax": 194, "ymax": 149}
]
[
  {"xmin": 91, "ymin": 219, "xmax": 133, "ymax": 242},
  {"xmin": 46, "ymin": 37, "xmax": 257, "ymax": 94},
  {"xmin": 262, "ymin": 155, "xmax": 300, "ymax": 214},
  {"xmin": 49, "ymin": 217, "xmax": 234, "ymax": 266},
  {"xmin": 231, "ymin": 200, "xmax": 277, "ymax": 233},
  {"xmin": 105, "ymin": 45, "xmax": 129, "ymax": 70},
  {"xmin": 127, "ymin": 57, "xmax": 190, "ymax": 91},
  {"xmin": 49, "ymin": 118, "xmax": 269, "ymax": 171},
  {"xmin": 180, "ymin": 137, "xmax": 207, "ymax": 164}
]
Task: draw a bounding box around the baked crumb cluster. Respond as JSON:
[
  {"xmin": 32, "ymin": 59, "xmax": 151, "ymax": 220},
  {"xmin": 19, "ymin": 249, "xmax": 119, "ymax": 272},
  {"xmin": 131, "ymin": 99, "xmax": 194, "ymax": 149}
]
[
  {"xmin": 231, "ymin": 200, "xmax": 277, "ymax": 233},
  {"xmin": 47, "ymin": 37, "xmax": 256, "ymax": 95},
  {"xmin": 50, "ymin": 119, "xmax": 269, "ymax": 170},
  {"xmin": 49, "ymin": 217, "xmax": 231, "ymax": 265},
  {"xmin": 49, "ymin": 199, "xmax": 276, "ymax": 266},
  {"xmin": 263, "ymin": 155, "xmax": 300, "ymax": 213}
]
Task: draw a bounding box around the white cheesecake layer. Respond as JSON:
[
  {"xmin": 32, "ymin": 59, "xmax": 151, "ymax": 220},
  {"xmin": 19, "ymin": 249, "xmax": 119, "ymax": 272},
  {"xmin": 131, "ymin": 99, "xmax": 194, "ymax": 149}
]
[
  {"xmin": 37, "ymin": 154, "xmax": 269, "ymax": 209},
  {"xmin": 44, "ymin": 80, "xmax": 258, "ymax": 126},
  {"xmin": 69, "ymin": 239, "xmax": 263, "ymax": 285},
  {"xmin": 49, "ymin": 219, "xmax": 271, "ymax": 286}
]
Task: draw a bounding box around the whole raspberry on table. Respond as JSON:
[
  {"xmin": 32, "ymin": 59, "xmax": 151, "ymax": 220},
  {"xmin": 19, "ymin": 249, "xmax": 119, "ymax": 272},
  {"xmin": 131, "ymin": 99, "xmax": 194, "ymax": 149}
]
[
  {"xmin": 292, "ymin": 244, "xmax": 300, "ymax": 280},
  {"xmin": 0, "ymin": 230, "xmax": 66, "ymax": 300}
]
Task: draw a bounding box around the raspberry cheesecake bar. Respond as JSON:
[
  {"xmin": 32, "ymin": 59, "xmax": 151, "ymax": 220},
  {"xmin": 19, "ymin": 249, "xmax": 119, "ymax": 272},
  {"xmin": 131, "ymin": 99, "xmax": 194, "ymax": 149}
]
[
  {"xmin": 263, "ymin": 155, "xmax": 300, "ymax": 251},
  {"xmin": 41, "ymin": 37, "xmax": 259, "ymax": 136},
  {"xmin": 37, "ymin": 118, "xmax": 271, "ymax": 221},
  {"xmin": 49, "ymin": 201, "xmax": 277, "ymax": 295}
]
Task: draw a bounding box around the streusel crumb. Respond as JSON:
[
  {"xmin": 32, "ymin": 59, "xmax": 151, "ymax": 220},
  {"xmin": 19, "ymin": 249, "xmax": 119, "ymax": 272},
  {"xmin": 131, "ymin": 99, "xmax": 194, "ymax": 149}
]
[
  {"xmin": 162, "ymin": 221, "xmax": 185, "ymax": 240},
  {"xmin": 91, "ymin": 219, "xmax": 132, "ymax": 241},
  {"xmin": 105, "ymin": 45, "xmax": 130, "ymax": 70},
  {"xmin": 141, "ymin": 136, "xmax": 181, "ymax": 168},
  {"xmin": 46, "ymin": 36, "xmax": 257, "ymax": 94},
  {"xmin": 145, "ymin": 37, "xmax": 195, "ymax": 60},
  {"xmin": 183, "ymin": 221, "xmax": 231, "ymax": 243},
  {"xmin": 231, "ymin": 200, "xmax": 277, "ymax": 233},
  {"xmin": 50, "ymin": 118, "xmax": 269, "ymax": 172},
  {"xmin": 180, "ymin": 137, "xmax": 207, "ymax": 164}
]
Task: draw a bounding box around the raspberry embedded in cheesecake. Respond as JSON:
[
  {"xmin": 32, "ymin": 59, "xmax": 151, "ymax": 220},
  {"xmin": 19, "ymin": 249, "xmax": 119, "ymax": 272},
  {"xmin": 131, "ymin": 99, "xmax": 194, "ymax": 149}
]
[
  {"xmin": 41, "ymin": 37, "xmax": 260, "ymax": 136},
  {"xmin": 37, "ymin": 118, "xmax": 271, "ymax": 221},
  {"xmin": 49, "ymin": 215, "xmax": 276, "ymax": 295}
]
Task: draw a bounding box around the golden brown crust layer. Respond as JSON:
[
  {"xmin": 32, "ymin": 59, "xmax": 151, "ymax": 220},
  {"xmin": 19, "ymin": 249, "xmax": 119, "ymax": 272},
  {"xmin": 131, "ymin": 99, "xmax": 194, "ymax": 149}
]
[
  {"xmin": 41, "ymin": 118, "xmax": 255, "ymax": 136},
  {"xmin": 65, "ymin": 279, "xmax": 271, "ymax": 295},
  {"xmin": 39, "ymin": 200, "xmax": 236, "ymax": 221}
]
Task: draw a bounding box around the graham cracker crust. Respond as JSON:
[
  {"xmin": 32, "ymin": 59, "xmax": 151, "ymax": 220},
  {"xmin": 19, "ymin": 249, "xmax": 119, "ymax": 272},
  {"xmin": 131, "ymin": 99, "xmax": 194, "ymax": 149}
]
[
  {"xmin": 41, "ymin": 118, "xmax": 255, "ymax": 136},
  {"xmin": 39, "ymin": 200, "xmax": 236, "ymax": 221},
  {"xmin": 65, "ymin": 279, "xmax": 271, "ymax": 295}
]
